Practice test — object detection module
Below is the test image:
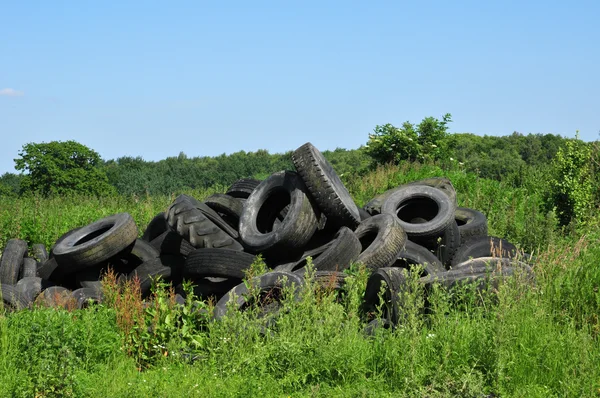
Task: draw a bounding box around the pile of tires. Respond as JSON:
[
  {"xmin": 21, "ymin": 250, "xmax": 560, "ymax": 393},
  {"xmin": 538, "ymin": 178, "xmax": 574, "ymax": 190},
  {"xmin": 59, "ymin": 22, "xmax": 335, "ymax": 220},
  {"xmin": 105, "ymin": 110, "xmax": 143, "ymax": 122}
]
[{"xmin": 0, "ymin": 142, "xmax": 533, "ymax": 323}]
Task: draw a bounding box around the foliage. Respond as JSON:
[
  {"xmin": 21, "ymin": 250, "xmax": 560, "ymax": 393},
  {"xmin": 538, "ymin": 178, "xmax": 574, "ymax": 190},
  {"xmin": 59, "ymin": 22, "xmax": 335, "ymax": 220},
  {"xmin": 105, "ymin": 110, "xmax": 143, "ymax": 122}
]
[
  {"xmin": 0, "ymin": 172, "xmax": 22, "ymax": 196},
  {"xmin": 364, "ymin": 113, "xmax": 452, "ymax": 165},
  {"xmin": 14, "ymin": 140, "xmax": 116, "ymax": 197},
  {"xmin": 546, "ymin": 133, "xmax": 595, "ymax": 227}
]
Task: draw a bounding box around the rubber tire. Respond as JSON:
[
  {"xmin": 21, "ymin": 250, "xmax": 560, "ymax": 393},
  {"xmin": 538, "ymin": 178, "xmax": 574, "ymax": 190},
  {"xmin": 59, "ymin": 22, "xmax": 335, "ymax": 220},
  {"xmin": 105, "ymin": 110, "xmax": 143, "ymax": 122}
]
[
  {"xmin": 166, "ymin": 195, "xmax": 243, "ymax": 249},
  {"xmin": 123, "ymin": 238, "xmax": 161, "ymax": 266},
  {"xmin": 292, "ymin": 142, "xmax": 360, "ymax": 228},
  {"xmin": 128, "ymin": 258, "xmax": 173, "ymax": 298},
  {"xmin": 19, "ymin": 258, "xmax": 38, "ymax": 279},
  {"xmin": 71, "ymin": 287, "xmax": 103, "ymax": 309},
  {"xmin": 226, "ymin": 178, "xmax": 262, "ymax": 199},
  {"xmin": 52, "ymin": 213, "xmax": 138, "ymax": 273},
  {"xmin": 294, "ymin": 269, "xmax": 347, "ymax": 291},
  {"xmin": 239, "ymin": 170, "xmax": 319, "ymax": 255},
  {"xmin": 184, "ymin": 249, "xmax": 257, "ymax": 280},
  {"xmin": 141, "ymin": 212, "xmax": 169, "ymax": 242},
  {"xmin": 1, "ymin": 284, "xmax": 29, "ymax": 310},
  {"xmin": 392, "ymin": 240, "xmax": 445, "ymax": 277},
  {"xmin": 274, "ymin": 226, "xmax": 361, "ymax": 273},
  {"xmin": 451, "ymin": 256, "xmax": 533, "ymax": 274},
  {"xmin": 363, "ymin": 267, "xmax": 410, "ymax": 325},
  {"xmin": 150, "ymin": 230, "xmax": 196, "ymax": 257},
  {"xmin": 358, "ymin": 206, "xmax": 372, "ymax": 221},
  {"xmin": 381, "ymin": 185, "xmax": 456, "ymax": 243},
  {"xmin": 354, "ymin": 214, "xmax": 407, "ymax": 271},
  {"xmin": 436, "ymin": 220, "xmax": 461, "ymax": 267},
  {"xmin": 32, "ymin": 243, "xmax": 49, "ymax": 263},
  {"xmin": 455, "ymin": 207, "xmax": 488, "ymax": 241},
  {"xmin": 35, "ymin": 286, "xmax": 72, "ymax": 308},
  {"xmin": 0, "ymin": 239, "xmax": 28, "ymax": 285},
  {"xmin": 37, "ymin": 258, "xmax": 59, "ymax": 280},
  {"xmin": 15, "ymin": 277, "xmax": 52, "ymax": 305},
  {"xmin": 213, "ymin": 271, "xmax": 304, "ymax": 320},
  {"xmin": 451, "ymin": 236, "xmax": 519, "ymax": 267}
]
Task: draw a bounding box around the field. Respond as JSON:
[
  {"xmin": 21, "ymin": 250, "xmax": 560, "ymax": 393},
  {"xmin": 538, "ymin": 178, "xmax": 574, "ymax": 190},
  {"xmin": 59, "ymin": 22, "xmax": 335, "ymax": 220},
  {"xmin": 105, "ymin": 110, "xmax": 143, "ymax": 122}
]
[{"xmin": 1, "ymin": 163, "xmax": 600, "ymax": 397}]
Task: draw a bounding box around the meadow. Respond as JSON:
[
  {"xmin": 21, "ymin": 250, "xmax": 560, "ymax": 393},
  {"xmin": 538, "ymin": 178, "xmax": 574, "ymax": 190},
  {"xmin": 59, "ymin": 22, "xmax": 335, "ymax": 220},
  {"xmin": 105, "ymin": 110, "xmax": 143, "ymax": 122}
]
[{"xmin": 1, "ymin": 162, "xmax": 599, "ymax": 397}]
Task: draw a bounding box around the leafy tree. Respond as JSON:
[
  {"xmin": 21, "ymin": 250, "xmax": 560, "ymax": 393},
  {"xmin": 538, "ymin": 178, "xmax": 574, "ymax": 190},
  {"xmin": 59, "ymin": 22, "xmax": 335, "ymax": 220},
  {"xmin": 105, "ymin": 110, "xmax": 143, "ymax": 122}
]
[
  {"xmin": 364, "ymin": 114, "xmax": 452, "ymax": 166},
  {"xmin": 546, "ymin": 133, "xmax": 594, "ymax": 226},
  {"xmin": 14, "ymin": 141, "xmax": 116, "ymax": 197},
  {"xmin": 0, "ymin": 172, "xmax": 22, "ymax": 196}
]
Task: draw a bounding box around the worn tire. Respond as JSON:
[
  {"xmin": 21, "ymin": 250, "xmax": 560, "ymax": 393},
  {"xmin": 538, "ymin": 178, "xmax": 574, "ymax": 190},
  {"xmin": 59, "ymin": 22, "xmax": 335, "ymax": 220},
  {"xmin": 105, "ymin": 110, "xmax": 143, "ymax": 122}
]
[
  {"xmin": 213, "ymin": 271, "xmax": 304, "ymax": 320},
  {"xmin": 354, "ymin": 214, "xmax": 407, "ymax": 271},
  {"xmin": 393, "ymin": 240, "xmax": 446, "ymax": 277},
  {"xmin": 1, "ymin": 284, "xmax": 29, "ymax": 310},
  {"xmin": 239, "ymin": 171, "xmax": 319, "ymax": 255},
  {"xmin": 142, "ymin": 212, "xmax": 169, "ymax": 242},
  {"xmin": 52, "ymin": 213, "xmax": 138, "ymax": 273},
  {"xmin": 363, "ymin": 267, "xmax": 410, "ymax": 325},
  {"xmin": 0, "ymin": 239, "xmax": 28, "ymax": 285},
  {"xmin": 451, "ymin": 236, "xmax": 518, "ymax": 267},
  {"xmin": 20, "ymin": 258, "xmax": 38, "ymax": 279},
  {"xmin": 204, "ymin": 194, "xmax": 245, "ymax": 230},
  {"xmin": 32, "ymin": 243, "xmax": 49, "ymax": 263},
  {"xmin": 184, "ymin": 249, "xmax": 257, "ymax": 280},
  {"xmin": 292, "ymin": 142, "xmax": 360, "ymax": 228},
  {"xmin": 455, "ymin": 207, "xmax": 488, "ymax": 241},
  {"xmin": 128, "ymin": 258, "xmax": 173, "ymax": 297},
  {"xmin": 71, "ymin": 287, "xmax": 103, "ymax": 309},
  {"xmin": 226, "ymin": 178, "xmax": 262, "ymax": 199},
  {"xmin": 381, "ymin": 185, "xmax": 456, "ymax": 244},
  {"xmin": 150, "ymin": 230, "xmax": 196, "ymax": 257}
]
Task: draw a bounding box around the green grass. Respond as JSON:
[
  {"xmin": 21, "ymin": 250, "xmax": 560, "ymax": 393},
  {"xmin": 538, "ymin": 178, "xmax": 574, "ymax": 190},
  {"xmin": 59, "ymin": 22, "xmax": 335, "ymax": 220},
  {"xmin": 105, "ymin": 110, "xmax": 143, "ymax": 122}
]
[{"xmin": 1, "ymin": 162, "xmax": 600, "ymax": 397}]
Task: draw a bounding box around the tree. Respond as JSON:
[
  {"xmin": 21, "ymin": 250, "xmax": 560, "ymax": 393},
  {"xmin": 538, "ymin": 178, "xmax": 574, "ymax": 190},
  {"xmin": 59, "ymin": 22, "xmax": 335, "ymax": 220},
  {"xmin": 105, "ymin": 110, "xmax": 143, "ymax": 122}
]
[
  {"xmin": 14, "ymin": 140, "xmax": 116, "ymax": 197},
  {"xmin": 364, "ymin": 114, "xmax": 452, "ymax": 166}
]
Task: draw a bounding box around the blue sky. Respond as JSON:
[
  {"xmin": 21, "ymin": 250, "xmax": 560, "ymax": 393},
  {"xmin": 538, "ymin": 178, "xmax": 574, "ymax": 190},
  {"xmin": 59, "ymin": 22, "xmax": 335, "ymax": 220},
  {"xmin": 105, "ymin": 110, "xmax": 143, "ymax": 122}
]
[{"xmin": 1, "ymin": 1, "xmax": 599, "ymax": 174}]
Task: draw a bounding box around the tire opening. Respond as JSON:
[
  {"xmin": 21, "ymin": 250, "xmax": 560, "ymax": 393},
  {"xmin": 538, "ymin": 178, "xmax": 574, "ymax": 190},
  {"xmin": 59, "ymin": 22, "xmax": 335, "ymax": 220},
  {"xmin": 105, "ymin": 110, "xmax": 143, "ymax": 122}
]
[
  {"xmin": 74, "ymin": 225, "xmax": 113, "ymax": 246},
  {"xmin": 396, "ymin": 197, "xmax": 439, "ymax": 223},
  {"xmin": 257, "ymin": 189, "xmax": 291, "ymax": 233}
]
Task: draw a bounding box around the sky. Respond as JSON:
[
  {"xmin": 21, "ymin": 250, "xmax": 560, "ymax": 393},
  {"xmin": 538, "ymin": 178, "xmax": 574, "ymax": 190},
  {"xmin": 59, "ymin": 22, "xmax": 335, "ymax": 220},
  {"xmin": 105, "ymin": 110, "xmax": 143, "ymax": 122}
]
[{"xmin": 1, "ymin": 1, "xmax": 599, "ymax": 175}]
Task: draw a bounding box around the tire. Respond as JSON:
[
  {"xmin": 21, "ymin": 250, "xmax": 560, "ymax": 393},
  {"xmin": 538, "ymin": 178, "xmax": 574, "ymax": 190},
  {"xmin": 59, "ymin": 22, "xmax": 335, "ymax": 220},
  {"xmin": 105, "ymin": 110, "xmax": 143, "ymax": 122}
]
[
  {"xmin": 451, "ymin": 257, "xmax": 533, "ymax": 276},
  {"xmin": 392, "ymin": 240, "xmax": 446, "ymax": 277},
  {"xmin": 354, "ymin": 214, "xmax": 407, "ymax": 271},
  {"xmin": 52, "ymin": 213, "xmax": 138, "ymax": 273},
  {"xmin": 20, "ymin": 258, "xmax": 38, "ymax": 279},
  {"xmin": 128, "ymin": 259, "xmax": 173, "ymax": 297},
  {"xmin": 204, "ymin": 194, "xmax": 245, "ymax": 231},
  {"xmin": 363, "ymin": 318, "xmax": 395, "ymax": 336},
  {"xmin": 32, "ymin": 243, "xmax": 49, "ymax": 263},
  {"xmin": 184, "ymin": 249, "xmax": 257, "ymax": 280},
  {"xmin": 455, "ymin": 207, "xmax": 488, "ymax": 241},
  {"xmin": 292, "ymin": 142, "xmax": 360, "ymax": 228},
  {"xmin": 181, "ymin": 278, "xmax": 241, "ymax": 302},
  {"xmin": 213, "ymin": 271, "xmax": 304, "ymax": 320},
  {"xmin": 239, "ymin": 171, "xmax": 319, "ymax": 255},
  {"xmin": 1, "ymin": 239, "xmax": 28, "ymax": 285},
  {"xmin": 141, "ymin": 212, "xmax": 169, "ymax": 242},
  {"xmin": 363, "ymin": 267, "xmax": 410, "ymax": 325},
  {"xmin": 123, "ymin": 238, "xmax": 161, "ymax": 266},
  {"xmin": 37, "ymin": 258, "xmax": 59, "ymax": 280},
  {"xmin": 166, "ymin": 195, "xmax": 243, "ymax": 250},
  {"xmin": 1, "ymin": 284, "xmax": 29, "ymax": 311},
  {"xmin": 358, "ymin": 206, "xmax": 372, "ymax": 221},
  {"xmin": 435, "ymin": 220, "xmax": 461, "ymax": 267},
  {"xmin": 150, "ymin": 230, "xmax": 196, "ymax": 257},
  {"xmin": 226, "ymin": 178, "xmax": 262, "ymax": 199},
  {"xmin": 381, "ymin": 185, "xmax": 456, "ymax": 243},
  {"xmin": 71, "ymin": 287, "xmax": 103, "ymax": 309},
  {"xmin": 15, "ymin": 277, "xmax": 52, "ymax": 305},
  {"xmin": 275, "ymin": 227, "xmax": 361, "ymax": 273},
  {"xmin": 294, "ymin": 270, "xmax": 347, "ymax": 292},
  {"xmin": 450, "ymin": 236, "xmax": 519, "ymax": 267}
]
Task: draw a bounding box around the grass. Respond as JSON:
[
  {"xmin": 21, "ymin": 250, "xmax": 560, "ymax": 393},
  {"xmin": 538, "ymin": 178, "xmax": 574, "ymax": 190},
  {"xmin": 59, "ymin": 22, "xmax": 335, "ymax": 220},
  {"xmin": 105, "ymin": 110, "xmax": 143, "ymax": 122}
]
[{"xmin": 1, "ymin": 162, "xmax": 600, "ymax": 396}]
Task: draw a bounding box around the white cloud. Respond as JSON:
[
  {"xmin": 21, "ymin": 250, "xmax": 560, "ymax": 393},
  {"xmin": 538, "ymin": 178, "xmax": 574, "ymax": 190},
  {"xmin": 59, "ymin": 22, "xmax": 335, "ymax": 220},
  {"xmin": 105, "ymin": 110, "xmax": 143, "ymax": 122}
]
[{"xmin": 0, "ymin": 88, "xmax": 24, "ymax": 97}]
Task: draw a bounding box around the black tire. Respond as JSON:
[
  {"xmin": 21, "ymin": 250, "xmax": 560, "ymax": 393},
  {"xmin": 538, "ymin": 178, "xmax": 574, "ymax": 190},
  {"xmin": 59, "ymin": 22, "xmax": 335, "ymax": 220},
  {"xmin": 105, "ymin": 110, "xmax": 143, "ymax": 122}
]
[
  {"xmin": 294, "ymin": 269, "xmax": 347, "ymax": 292},
  {"xmin": 406, "ymin": 177, "xmax": 458, "ymax": 206},
  {"xmin": 123, "ymin": 238, "xmax": 161, "ymax": 266},
  {"xmin": 49, "ymin": 226, "xmax": 83, "ymax": 256},
  {"xmin": 141, "ymin": 212, "xmax": 169, "ymax": 242},
  {"xmin": 1, "ymin": 284, "xmax": 29, "ymax": 310},
  {"xmin": 180, "ymin": 277, "xmax": 241, "ymax": 302},
  {"xmin": 15, "ymin": 277, "xmax": 52, "ymax": 305},
  {"xmin": 392, "ymin": 240, "xmax": 445, "ymax": 277},
  {"xmin": 354, "ymin": 214, "xmax": 407, "ymax": 271},
  {"xmin": 150, "ymin": 230, "xmax": 196, "ymax": 257},
  {"xmin": 184, "ymin": 249, "xmax": 257, "ymax": 280},
  {"xmin": 239, "ymin": 171, "xmax": 319, "ymax": 255},
  {"xmin": 20, "ymin": 258, "xmax": 38, "ymax": 279},
  {"xmin": 275, "ymin": 227, "xmax": 361, "ymax": 273},
  {"xmin": 213, "ymin": 271, "xmax": 304, "ymax": 320},
  {"xmin": 381, "ymin": 185, "xmax": 456, "ymax": 244},
  {"xmin": 71, "ymin": 287, "xmax": 103, "ymax": 309},
  {"xmin": 358, "ymin": 206, "xmax": 372, "ymax": 221},
  {"xmin": 363, "ymin": 267, "xmax": 410, "ymax": 325},
  {"xmin": 226, "ymin": 178, "xmax": 262, "ymax": 199},
  {"xmin": 1, "ymin": 239, "xmax": 28, "ymax": 285},
  {"xmin": 166, "ymin": 195, "xmax": 243, "ymax": 250},
  {"xmin": 450, "ymin": 236, "xmax": 519, "ymax": 267},
  {"xmin": 37, "ymin": 258, "xmax": 59, "ymax": 280},
  {"xmin": 52, "ymin": 213, "xmax": 138, "ymax": 273},
  {"xmin": 451, "ymin": 257, "xmax": 533, "ymax": 275},
  {"xmin": 32, "ymin": 243, "xmax": 49, "ymax": 263},
  {"xmin": 292, "ymin": 142, "xmax": 360, "ymax": 228},
  {"xmin": 435, "ymin": 220, "xmax": 461, "ymax": 267},
  {"xmin": 455, "ymin": 207, "xmax": 488, "ymax": 241},
  {"xmin": 128, "ymin": 259, "xmax": 173, "ymax": 297},
  {"xmin": 204, "ymin": 194, "xmax": 245, "ymax": 231}
]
